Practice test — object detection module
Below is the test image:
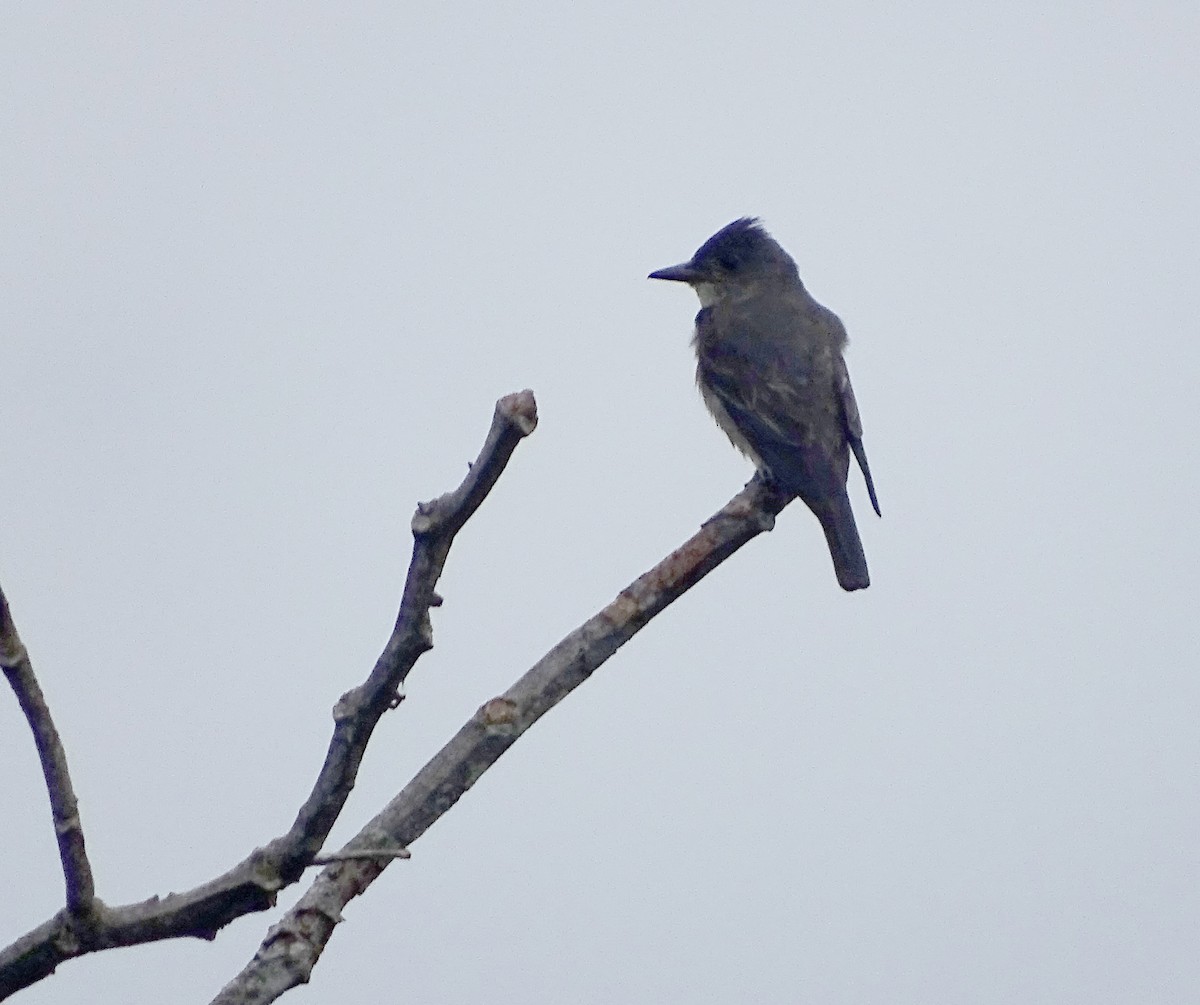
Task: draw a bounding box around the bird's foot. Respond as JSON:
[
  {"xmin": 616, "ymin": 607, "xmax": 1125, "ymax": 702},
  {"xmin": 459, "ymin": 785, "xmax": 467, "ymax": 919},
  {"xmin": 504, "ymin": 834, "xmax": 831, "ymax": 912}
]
[{"xmin": 748, "ymin": 468, "xmax": 786, "ymax": 492}]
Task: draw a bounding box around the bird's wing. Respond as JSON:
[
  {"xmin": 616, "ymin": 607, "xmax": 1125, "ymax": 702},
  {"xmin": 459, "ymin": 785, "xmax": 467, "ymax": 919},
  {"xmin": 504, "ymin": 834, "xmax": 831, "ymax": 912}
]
[
  {"xmin": 835, "ymin": 358, "xmax": 881, "ymax": 517},
  {"xmin": 698, "ymin": 332, "xmax": 847, "ymax": 501}
]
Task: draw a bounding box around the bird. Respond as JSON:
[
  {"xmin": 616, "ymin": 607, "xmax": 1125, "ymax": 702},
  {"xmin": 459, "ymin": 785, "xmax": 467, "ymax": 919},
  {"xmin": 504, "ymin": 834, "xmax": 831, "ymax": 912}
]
[{"xmin": 649, "ymin": 217, "xmax": 880, "ymax": 591}]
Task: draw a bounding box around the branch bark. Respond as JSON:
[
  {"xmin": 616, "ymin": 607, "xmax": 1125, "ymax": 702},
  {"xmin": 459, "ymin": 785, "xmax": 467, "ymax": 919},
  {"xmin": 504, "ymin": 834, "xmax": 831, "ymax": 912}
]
[
  {"xmin": 211, "ymin": 475, "xmax": 792, "ymax": 1004},
  {"xmin": 0, "ymin": 390, "xmax": 538, "ymax": 1001}
]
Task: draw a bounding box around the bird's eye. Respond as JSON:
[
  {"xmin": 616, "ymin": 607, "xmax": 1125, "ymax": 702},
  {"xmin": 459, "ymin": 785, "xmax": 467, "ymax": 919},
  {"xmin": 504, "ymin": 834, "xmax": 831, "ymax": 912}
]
[{"xmin": 718, "ymin": 254, "xmax": 739, "ymax": 271}]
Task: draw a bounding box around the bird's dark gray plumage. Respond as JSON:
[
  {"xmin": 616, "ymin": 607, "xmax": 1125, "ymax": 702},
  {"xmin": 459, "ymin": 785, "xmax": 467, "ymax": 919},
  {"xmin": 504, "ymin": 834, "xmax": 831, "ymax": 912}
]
[{"xmin": 650, "ymin": 217, "xmax": 880, "ymax": 591}]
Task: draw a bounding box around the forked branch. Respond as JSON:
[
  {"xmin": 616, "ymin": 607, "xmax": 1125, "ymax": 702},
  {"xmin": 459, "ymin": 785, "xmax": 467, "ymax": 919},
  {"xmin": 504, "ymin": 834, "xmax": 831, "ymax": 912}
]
[{"xmin": 0, "ymin": 391, "xmax": 538, "ymax": 1000}]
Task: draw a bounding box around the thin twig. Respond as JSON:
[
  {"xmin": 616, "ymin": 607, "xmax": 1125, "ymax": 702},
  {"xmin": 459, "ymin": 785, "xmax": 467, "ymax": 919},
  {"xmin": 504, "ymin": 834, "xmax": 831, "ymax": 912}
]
[
  {"xmin": 0, "ymin": 391, "xmax": 538, "ymax": 1001},
  {"xmin": 0, "ymin": 584, "xmax": 96, "ymax": 920},
  {"xmin": 308, "ymin": 848, "xmax": 411, "ymax": 866},
  {"xmin": 210, "ymin": 477, "xmax": 792, "ymax": 1004}
]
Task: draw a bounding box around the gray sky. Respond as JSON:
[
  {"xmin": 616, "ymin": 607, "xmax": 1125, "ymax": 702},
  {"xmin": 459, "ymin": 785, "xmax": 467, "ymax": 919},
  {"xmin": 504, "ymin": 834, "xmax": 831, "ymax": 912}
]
[{"xmin": 3, "ymin": 3, "xmax": 1197, "ymax": 1003}]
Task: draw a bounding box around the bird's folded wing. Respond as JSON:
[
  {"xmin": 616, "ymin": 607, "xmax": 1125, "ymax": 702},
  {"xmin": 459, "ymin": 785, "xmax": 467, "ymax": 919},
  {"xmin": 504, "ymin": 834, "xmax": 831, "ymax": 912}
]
[
  {"xmin": 835, "ymin": 359, "xmax": 881, "ymax": 517},
  {"xmin": 699, "ymin": 350, "xmax": 845, "ymax": 501}
]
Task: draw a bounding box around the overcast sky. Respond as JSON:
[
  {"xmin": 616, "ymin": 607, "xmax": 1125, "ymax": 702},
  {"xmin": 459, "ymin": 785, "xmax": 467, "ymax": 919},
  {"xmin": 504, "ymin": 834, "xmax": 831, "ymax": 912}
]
[{"xmin": 3, "ymin": 4, "xmax": 1198, "ymax": 1003}]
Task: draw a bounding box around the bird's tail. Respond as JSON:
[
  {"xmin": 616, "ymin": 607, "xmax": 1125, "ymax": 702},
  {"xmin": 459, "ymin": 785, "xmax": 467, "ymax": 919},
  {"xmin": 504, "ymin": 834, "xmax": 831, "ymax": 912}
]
[{"xmin": 814, "ymin": 492, "xmax": 870, "ymax": 591}]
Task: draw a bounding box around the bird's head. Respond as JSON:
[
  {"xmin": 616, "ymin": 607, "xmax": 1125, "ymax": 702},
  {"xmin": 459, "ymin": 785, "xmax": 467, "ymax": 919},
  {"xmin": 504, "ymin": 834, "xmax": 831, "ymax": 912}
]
[{"xmin": 649, "ymin": 217, "xmax": 799, "ymax": 305}]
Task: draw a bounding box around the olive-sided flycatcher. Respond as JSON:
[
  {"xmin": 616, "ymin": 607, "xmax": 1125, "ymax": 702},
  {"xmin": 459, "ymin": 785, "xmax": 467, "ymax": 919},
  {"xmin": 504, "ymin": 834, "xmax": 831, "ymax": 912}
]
[{"xmin": 649, "ymin": 218, "xmax": 880, "ymax": 591}]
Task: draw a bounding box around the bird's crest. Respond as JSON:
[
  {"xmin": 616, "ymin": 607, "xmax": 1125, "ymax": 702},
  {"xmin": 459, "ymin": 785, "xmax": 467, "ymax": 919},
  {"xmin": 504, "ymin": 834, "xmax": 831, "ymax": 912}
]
[{"xmin": 692, "ymin": 217, "xmax": 793, "ymax": 276}]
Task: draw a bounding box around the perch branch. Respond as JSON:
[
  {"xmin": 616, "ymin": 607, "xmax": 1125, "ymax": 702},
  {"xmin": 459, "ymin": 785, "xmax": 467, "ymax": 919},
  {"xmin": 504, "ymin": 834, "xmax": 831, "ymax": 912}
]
[{"xmin": 210, "ymin": 476, "xmax": 792, "ymax": 1004}]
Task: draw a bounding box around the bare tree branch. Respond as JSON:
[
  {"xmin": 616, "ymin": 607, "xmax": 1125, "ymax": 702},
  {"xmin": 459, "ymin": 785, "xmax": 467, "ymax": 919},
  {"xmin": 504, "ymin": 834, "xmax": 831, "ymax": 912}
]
[
  {"xmin": 0, "ymin": 584, "xmax": 96, "ymax": 921},
  {"xmin": 0, "ymin": 390, "xmax": 538, "ymax": 1001},
  {"xmin": 268, "ymin": 388, "xmax": 539, "ymax": 864},
  {"xmin": 211, "ymin": 476, "xmax": 793, "ymax": 1004}
]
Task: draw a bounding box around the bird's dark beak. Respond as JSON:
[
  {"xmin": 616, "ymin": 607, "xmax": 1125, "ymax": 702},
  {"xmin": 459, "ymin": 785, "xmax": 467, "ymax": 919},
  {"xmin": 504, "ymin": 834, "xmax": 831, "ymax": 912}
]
[{"xmin": 648, "ymin": 262, "xmax": 703, "ymax": 283}]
